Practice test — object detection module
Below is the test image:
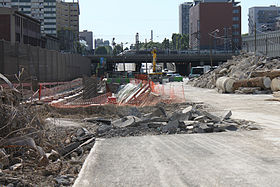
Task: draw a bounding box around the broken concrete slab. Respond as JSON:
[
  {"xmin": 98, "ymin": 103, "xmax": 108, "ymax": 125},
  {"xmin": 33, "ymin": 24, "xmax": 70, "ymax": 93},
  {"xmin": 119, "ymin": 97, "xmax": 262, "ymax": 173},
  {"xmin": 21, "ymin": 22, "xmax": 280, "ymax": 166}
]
[
  {"xmin": 194, "ymin": 124, "xmax": 214, "ymax": 133},
  {"xmin": 147, "ymin": 122, "xmax": 167, "ymax": 129},
  {"xmin": 182, "ymin": 106, "xmax": 193, "ymax": 114},
  {"xmin": 225, "ymin": 125, "xmax": 238, "ymax": 131},
  {"xmin": 183, "ymin": 121, "xmax": 196, "ymax": 126},
  {"xmin": 222, "ymin": 111, "xmax": 232, "ymax": 121},
  {"xmin": 169, "ymin": 112, "xmax": 192, "ymax": 122},
  {"xmin": 150, "ymin": 107, "xmax": 167, "ymax": 118},
  {"xmin": 112, "ymin": 116, "xmax": 141, "ymax": 128},
  {"xmin": 97, "ymin": 125, "xmax": 113, "ymax": 135},
  {"xmin": 196, "ymin": 110, "xmax": 221, "ymax": 123},
  {"xmin": 162, "ymin": 120, "xmax": 180, "ymax": 134}
]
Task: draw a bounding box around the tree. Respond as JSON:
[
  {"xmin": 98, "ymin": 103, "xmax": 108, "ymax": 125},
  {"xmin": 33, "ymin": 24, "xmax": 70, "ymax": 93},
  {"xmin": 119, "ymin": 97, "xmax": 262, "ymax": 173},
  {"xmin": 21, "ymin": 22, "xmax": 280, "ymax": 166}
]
[
  {"xmin": 76, "ymin": 41, "xmax": 87, "ymax": 55},
  {"xmin": 162, "ymin": 38, "xmax": 170, "ymax": 50},
  {"xmin": 180, "ymin": 34, "xmax": 189, "ymax": 50},
  {"xmin": 113, "ymin": 44, "xmax": 123, "ymax": 55},
  {"xmin": 171, "ymin": 33, "xmax": 189, "ymax": 50},
  {"xmin": 94, "ymin": 46, "xmax": 108, "ymax": 55}
]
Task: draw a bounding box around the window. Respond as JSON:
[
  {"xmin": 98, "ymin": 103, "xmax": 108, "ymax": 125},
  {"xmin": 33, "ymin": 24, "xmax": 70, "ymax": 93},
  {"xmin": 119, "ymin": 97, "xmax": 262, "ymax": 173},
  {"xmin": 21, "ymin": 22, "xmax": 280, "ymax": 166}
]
[
  {"xmin": 233, "ymin": 17, "xmax": 239, "ymax": 21},
  {"xmin": 233, "ymin": 9, "xmax": 239, "ymax": 14},
  {"xmin": 233, "ymin": 24, "xmax": 239, "ymax": 29}
]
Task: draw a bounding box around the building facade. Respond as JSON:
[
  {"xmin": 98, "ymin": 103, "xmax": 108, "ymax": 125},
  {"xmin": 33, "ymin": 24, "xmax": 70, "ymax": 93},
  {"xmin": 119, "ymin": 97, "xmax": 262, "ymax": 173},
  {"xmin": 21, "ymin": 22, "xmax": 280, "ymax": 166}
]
[
  {"xmin": 79, "ymin": 30, "xmax": 93, "ymax": 50},
  {"xmin": 56, "ymin": 0, "xmax": 79, "ymax": 52},
  {"xmin": 248, "ymin": 6, "xmax": 280, "ymax": 35},
  {"xmin": 94, "ymin": 39, "xmax": 110, "ymax": 49},
  {"xmin": 179, "ymin": 2, "xmax": 193, "ymax": 35},
  {"xmin": 189, "ymin": 0, "xmax": 241, "ymax": 51},
  {"xmin": 0, "ymin": 7, "xmax": 41, "ymax": 46},
  {"xmin": 0, "ymin": 0, "xmax": 57, "ymax": 35}
]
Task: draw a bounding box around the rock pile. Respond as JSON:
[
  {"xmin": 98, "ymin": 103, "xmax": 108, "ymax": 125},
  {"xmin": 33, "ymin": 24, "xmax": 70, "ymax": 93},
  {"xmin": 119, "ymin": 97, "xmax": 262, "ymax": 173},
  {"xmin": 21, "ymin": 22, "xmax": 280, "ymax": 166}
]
[
  {"xmin": 190, "ymin": 53, "xmax": 280, "ymax": 94},
  {"xmin": 84, "ymin": 103, "xmax": 260, "ymax": 138}
]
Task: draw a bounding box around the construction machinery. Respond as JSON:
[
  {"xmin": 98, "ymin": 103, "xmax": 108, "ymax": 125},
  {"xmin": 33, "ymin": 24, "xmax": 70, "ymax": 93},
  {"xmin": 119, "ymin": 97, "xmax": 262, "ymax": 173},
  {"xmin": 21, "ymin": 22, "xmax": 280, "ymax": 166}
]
[{"xmin": 149, "ymin": 49, "xmax": 163, "ymax": 83}]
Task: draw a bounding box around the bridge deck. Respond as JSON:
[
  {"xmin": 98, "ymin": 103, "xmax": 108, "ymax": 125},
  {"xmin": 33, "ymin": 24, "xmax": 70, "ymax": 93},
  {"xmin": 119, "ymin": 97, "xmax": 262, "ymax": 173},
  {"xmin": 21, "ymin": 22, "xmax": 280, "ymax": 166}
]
[{"xmin": 87, "ymin": 54, "xmax": 233, "ymax": 64}]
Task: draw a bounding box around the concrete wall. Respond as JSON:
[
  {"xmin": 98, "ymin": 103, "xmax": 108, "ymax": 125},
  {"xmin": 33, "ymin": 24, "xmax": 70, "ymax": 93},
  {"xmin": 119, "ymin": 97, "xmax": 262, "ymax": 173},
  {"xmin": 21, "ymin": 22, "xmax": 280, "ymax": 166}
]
[
  {"xmin": 242, "ymin": 30, "xmax": 280, "ymax": 58},
  {"xmin": 0, "ymin": 40, "xmax": 91, "ymax": 82}
]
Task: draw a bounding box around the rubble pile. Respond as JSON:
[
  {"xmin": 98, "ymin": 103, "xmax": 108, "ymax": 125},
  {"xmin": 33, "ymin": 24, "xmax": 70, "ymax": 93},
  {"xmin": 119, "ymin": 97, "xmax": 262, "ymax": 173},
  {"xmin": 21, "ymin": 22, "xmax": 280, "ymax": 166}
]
[
  {"xmin": 83, "ymin": 103, "xmax": 260, "ymax": 138},
  {"xmin": 0, "ymin": 87, "xmax": 96, "ymax": 186},
  {"xmin": 190, "ymin": 53, "xmax": 280, "ymax": 94}
]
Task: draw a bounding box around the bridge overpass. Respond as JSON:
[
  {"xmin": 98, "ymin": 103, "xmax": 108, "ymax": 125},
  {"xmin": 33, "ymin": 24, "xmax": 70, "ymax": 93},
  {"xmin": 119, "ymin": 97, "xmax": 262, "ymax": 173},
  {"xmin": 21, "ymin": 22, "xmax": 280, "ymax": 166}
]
[{"xmin": 87, "ymin": 53, "xmax": 233, "ymax": 75}]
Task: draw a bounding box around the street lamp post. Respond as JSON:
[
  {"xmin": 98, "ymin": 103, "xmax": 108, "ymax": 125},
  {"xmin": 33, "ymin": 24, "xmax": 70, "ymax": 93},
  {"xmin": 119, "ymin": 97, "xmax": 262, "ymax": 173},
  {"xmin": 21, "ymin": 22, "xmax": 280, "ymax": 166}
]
[{"xmin": 209, "ymin": 29, "xmax": 219, "ymax": 69}]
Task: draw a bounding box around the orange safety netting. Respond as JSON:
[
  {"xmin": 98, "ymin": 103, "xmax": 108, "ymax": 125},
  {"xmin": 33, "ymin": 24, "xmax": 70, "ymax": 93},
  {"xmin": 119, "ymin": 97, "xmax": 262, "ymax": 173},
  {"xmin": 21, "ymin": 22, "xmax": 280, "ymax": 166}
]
[{"xmin": 50, "ymin": 78, "xmax": 186, "ymax": 108}]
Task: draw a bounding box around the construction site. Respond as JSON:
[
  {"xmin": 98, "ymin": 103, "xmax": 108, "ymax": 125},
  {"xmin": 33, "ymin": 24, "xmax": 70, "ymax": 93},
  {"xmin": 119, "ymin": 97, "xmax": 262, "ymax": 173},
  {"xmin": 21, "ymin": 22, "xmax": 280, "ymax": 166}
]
[
  {"xmin": 0, "ymin": 49, "xmax": 280, "ymax": 186},
  {"xmin": 2, "ymin": 0, "xmax": 280, "ymax": 186}
]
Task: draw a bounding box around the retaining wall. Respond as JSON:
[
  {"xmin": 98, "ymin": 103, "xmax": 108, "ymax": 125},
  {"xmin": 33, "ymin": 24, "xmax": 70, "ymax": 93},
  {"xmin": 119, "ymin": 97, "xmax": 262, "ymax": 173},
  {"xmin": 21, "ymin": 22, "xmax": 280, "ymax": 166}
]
[{"xmin": 0, "ymin": 40, "xmax": 91, "ymax": 82}]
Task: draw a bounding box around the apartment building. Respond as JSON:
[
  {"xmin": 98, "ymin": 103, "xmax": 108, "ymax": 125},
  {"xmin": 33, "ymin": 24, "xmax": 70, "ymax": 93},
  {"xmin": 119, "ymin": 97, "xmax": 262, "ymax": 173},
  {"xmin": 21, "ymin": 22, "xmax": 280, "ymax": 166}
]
[
  {"xmin": 0, "ymin": 0, "xmax": 57, "ymax": 35},
  {"xmin": 0, "ymin": 7, "xmax": 41, "ymax": 46},
  {"xmin": 249, "ymin": 6, "xmax": 280, "ymax": 35},
  {"xmin": 79, "ymin": 30, "xmax": 93, "ymax": 50},
  {"xmin": 189, "ymin": 0, "xmax": 241, "ymax": 51}
]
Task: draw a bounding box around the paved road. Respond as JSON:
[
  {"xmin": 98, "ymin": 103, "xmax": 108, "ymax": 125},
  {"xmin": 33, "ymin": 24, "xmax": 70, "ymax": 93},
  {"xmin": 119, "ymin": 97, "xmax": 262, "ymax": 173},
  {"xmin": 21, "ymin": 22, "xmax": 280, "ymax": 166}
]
[{"xmin": 74, "ymin": 85, "xmax": 280, "ymax": 187}]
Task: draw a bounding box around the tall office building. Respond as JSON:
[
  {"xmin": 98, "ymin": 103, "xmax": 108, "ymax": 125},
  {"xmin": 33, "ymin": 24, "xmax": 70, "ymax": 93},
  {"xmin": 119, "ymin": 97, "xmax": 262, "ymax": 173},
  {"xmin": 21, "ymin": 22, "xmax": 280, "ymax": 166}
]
[
  {"xmin": 189, "ymin": 0, "xmax": 241, "ymax": 51},
  {"xmin": 0, "ymin": 0, "xmax": 57, "ymax": 35},
  {"xmin": 179, "ymin": 2, "xmax": 193, "ymax": 35},
  {"xmin": 248, "ymin": 6, "xmax": 280, "ymax": 35}
]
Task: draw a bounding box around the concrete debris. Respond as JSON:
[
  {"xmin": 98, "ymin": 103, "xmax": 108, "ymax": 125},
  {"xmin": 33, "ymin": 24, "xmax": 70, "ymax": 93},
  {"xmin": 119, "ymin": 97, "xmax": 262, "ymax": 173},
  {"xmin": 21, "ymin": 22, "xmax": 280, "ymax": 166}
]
[
  {"xmin": 150, "ymin": 107, "xmax": 167, "ymax": 118},
  {"xmin": 190, "ymin": 53, "xmax": 280, "ymax": 94},
  {"xmin": 92, "ymin": 103, "xmax": 260, "ymax": 138},
  {"xmin": 112, "ymin": 116, "xmax": 141, "ymax": 128},
  {"xmin": 222, "ymin": 111, "xmax": 232, "ymax": 120},
  {"xmin": 182, "ymin": 106, "xmax": 193, "ymax": 114},
  {"xmin": 162, "ymin": 120, "xmax": 180, "ymax": 134}
]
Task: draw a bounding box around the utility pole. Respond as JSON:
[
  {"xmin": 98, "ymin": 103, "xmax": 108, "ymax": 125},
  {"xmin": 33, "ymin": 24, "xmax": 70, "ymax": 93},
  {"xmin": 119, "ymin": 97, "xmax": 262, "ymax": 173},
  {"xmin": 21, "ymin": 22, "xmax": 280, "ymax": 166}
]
[
  {"xmin": 151, "ymin": 30, "xmax": 153, "ymax": 42},
  {"xmin": 255, "ymin": 22, "xmax": 257, "ymax": 54}
]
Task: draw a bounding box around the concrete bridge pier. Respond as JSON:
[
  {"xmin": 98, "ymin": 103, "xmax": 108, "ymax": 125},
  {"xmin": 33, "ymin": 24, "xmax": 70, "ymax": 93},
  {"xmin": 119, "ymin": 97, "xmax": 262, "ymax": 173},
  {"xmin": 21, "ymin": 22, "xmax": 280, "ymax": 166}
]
[{"xmin": 175, "ymin": 63, "xmax": 190, "ymax": 76}]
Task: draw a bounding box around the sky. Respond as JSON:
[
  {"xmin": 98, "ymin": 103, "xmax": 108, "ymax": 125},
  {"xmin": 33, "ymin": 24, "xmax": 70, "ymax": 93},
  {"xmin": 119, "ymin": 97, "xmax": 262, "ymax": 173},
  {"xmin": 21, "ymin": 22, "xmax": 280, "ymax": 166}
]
[{"xmin": 79, "ymin": 0, "xmax": 280, "ymax": 46}]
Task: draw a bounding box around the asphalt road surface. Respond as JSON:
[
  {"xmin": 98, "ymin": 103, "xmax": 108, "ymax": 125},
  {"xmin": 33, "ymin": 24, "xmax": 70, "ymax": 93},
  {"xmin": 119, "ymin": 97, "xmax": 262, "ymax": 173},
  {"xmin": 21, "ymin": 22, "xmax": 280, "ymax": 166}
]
[{"xmin": 74, "ymin": 84, "xmax": 280, "ymax": 187}]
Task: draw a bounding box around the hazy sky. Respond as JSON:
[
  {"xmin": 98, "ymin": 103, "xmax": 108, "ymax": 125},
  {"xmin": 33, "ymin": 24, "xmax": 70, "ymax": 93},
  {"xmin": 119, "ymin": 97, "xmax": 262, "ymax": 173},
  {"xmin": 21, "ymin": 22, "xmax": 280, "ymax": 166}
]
[{"xmin": 79, "ymin": 0, "xmax": 280, "ymax": 45}]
